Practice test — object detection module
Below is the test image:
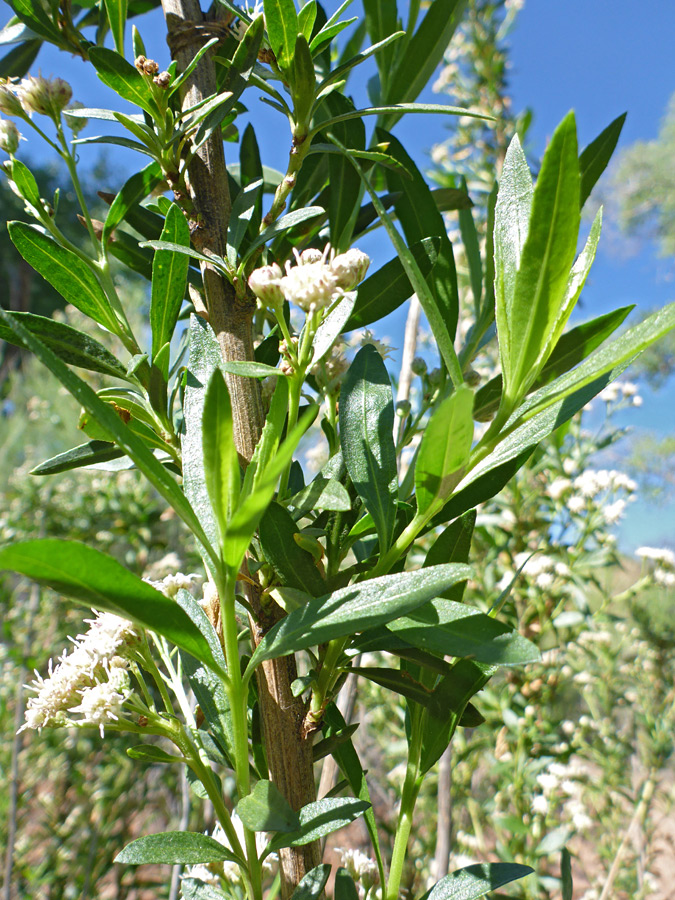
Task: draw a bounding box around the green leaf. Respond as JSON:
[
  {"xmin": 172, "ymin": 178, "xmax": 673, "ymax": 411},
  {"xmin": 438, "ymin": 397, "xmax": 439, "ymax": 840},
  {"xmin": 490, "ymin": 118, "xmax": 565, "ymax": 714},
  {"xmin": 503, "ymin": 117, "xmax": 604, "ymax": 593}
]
[
  {"xmin": 8, "ymin": 0, "xmax": 60, "ymax": 42},
  {"xmin": 421, "ymin": 863, "xmax": 534, "ymax": 900},
  {"xmin": 579, "ymin": 112, "xmax": 626, "ymax": 208},
  {"xmin": 335, "ymin": 869, "xmax": 359, "ymax": 900},
  {"xmin": 458, "ymin": 188, "xmax": 483, "ymax": 315},
  {"xmin": 259, "ymin": 502, "xmax": 326, "ymax": 596},
  {"xmin": 415, "ymin": 386, "xmax": 474, "ymax": 515},
  {"xmin": 237, "ymin": 780, "xmax": 301, "ymax": 834},
  {"xmin": 127, "ymin": 745, "xmax": 181, "ymax": 763},
  {"xmin": 103, "ymin": 0, "xmax": 127, "ymax": 54},
  {"xmin": 494, "ymin": 133, "xmax": 533, "ymax": 375},
  {"xmin": 322, "ymin": 703, "xmax": 385, "ymax": 882},
  {"xmin": 0, "ymin": 39, "xmax": 41, "ymax": 79},
  {"xmin": 324, "ymin": 94, "xmax": 366, "ymax": 252},
  {"xmin": 310, "ymin": 291, "xmax": 357, "ymax": 368},
  {"xmin": 0, "ymin": 308, "xmax": 216, "ymax": 564},
  {"xmin": 89, "ymin": 47, "xmax": 158, "ymax": 117},
  {"xmin": 220, "ymin": 361, "xmax": 283, "ymax": 379},
  {"xmin": 501, "ymin": 113, "xmax": 581, "ymax": 401},
  {"xmin": 536, "ymin": 826, "xmax": 572, "ymax": 856},
  {"xmin": 0, "ymin": 311, "xmax": 129, "ymax": 379},
  {"xmin": 249, "ymin": 563, "xmax": 472, "ymax": 669},
  {"xmin": 382, "ymin": 0, "xmax": 466, "ymax": 127},
  {"xmin": 263, "ymin": 0, "xmax": 298, "ymax": 69},
  {"xmin": 309, "ymin": 15, "xmax": 358, "ymax": 56},
  {"xmin": 227, "ymin": 178, "xmax": 263, "ymax": 265},
  {"xmin": 267, "ymin": 798, "xmax": 370, "ymax": 852},
  {"xmin": 7, "ymin": 159, "xmax": 41, "ymax": 208},
  {"xmin": 202, "ymin": 368, "xmax": 240, "ymax": 544},
  {"xmin": 150, "ymin": 203, "xmax": 190, "ymax": 359},
  {"xmin": 225, "ymin": 403, "xmax": 318, "ymax": 571},
  {"xmin": 313, "ymin": 102, "xmax": 491, "ymax": 137},
  {"xmin": 242, "ymin": 207, "xmax": 325, "ymax": 261},
  {"xmin": 290, "ymin": 865, "xmax": 331, "ymax": 900},
  {"xmin": 175, "ymin": 589, "xmax": 233, "ymax": 760},
  {"xmin": 297, "ymin": 1, "xmax": 317, "ymax": 42},
  {"xmin": 362, "ymin": 0, "xmax": 398, "ymax": 98},
  {"xmin": 103, "ymin": 161, "xmax": 164, "ymax": 245},
  {"xmin": 31, "ymin": 440, "xmax": 124, "ymax": 475},
  {"xmin": 344, "ymin": 238, "xmax": 439, "ymax": 331},
  {"xmin": 473, "ymin": 305, "xmax": 634, "ymax": 422},
  {"xmin": 8, "ymin": 223, "xmax": 119, "ymax": 333},
  {"xmin": 377, "ymin": 128, "xmax": 460, "ymax": 350},
  {"xmin": 386, "ymin": 598, "xmax": 540, "ymax": 666},
  {"xmin": 339, "ymin": 345, "xmax": 398, "ymax": 552},
  {"xmin": 0, "ymin": 540, "xmax": 224, "ymax": 675},
  {"xmin": 423, "ymin": 509, "xmax": 476, "ymax": 601},
  {"xmin": 115, "ymin": 832, "xmax": 242, "ymax": 866},
  {"xmin": 317, "ymin": 31, "xmax": 404, "ymax": 93},
  {"xmin": 350, "ymin": 665, "xmax": 436, "ymax": 707},
  {"xmin": 182, "ymin": 315, "xmax": 224, "ymax": 556},
  {"xmin": 289, "ymin": 476, "xmax": 351, "ymax": 513}
]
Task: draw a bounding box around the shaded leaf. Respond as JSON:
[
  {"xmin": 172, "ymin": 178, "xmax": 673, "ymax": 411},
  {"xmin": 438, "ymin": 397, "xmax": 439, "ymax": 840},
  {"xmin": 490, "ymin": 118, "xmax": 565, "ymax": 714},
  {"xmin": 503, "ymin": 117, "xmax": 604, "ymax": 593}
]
[
  {"xmin": 268, "ymin": 798, "xmax": 370, "ymax": 852},
  {"xmin": 237, "ymin": 780, "xmax": 300, "ymax": 833},
  {"xmin": 115, "ymin": 832, "xmax": 241, "ymax": 866},
  {"xmin": 31, "ymin": 440, "xmax": 123, "ymax": 476},
  {"xmin": 421, "ymin": 863, "xmax": 534, "ymax": 900}
]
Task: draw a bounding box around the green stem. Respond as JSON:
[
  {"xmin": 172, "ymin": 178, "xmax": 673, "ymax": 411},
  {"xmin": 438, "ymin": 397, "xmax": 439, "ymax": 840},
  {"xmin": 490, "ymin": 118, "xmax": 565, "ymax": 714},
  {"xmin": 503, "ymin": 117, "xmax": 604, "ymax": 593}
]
[
  {"xmin": 386, "ymin": 764, "xmax": 421, "ymax": 900},
  {"xmin": 220, "ymin": 573, "xmax": 264, "ymax": 900}
]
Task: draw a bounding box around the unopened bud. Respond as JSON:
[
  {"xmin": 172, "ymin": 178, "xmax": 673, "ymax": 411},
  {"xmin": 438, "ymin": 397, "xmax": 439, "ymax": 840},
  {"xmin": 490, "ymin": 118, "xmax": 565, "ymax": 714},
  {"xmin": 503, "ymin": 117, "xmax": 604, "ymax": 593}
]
[
  {"xmin": 153, "ymin": 71, "xmax": 171, "ymax": 88},
  {"xmin": 463, "ymin": 367, "xmax": 481, "ymax": 387},
  {"xmin": 248, "ymin": 263, "xmax": 284, "ymax": 307},
  {"xmin": 142, "ymin": 58, "xmax": 159, "ymax": 76},
  {"xmin": 134, "ymin": 55, "xmax": 147, "ymax": 72},
  {"xmin": 297, "ymin": 248, "xmax": 323, "ymax": 265},
  {"xmin": 0, "ymin": 81, "xmax": 23, "ymax": 117},
  {"xmin": 18, "ymin": 75, "xmax": 72, "ymax": 119},
  {"xmin": 0, "ymin": 119, "xmax": 20, "ymax": 155},
  {"xmin": 411, "ymin": 356, "xmax": 427, "ymax": 376},
  {"xmin": 64, "ymin": 101, "xmax": 87, "ymax": 135},
  {"xmin": 330, "ymin": 248, "xmax": 370, "ymax": 289},
  {"xmin": 396, "ymin": 400, "xmax": 411, "ymax": 418}
]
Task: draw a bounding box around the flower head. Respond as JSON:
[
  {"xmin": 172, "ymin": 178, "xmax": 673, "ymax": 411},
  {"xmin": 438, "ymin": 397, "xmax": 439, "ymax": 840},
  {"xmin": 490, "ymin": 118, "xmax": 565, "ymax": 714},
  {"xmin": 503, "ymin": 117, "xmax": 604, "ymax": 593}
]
[
  {"xmin": 0, "ymin": 80, "xmax": 23, "ymax": 117},
  {"xmin": 330, "ymin": 248, "xmax": 370, "ymax": 289},
  {"xmin": 0, "ymin": 119, "xmax": 20, "ymax": 155},
  {"xmin": 248, "ymin": 263, "xmax": 284, "ymax": 307},
  {"xmin": 18, "ymin": 75, "xmax": 72, "ymax": 119}
]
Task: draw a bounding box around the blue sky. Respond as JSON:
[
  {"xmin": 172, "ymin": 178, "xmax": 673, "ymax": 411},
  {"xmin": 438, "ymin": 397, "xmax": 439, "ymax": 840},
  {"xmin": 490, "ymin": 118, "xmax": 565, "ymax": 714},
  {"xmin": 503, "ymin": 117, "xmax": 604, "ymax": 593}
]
[{"xmin": 10, "ymin": 0, "xmax": 675, "ymax": 548}]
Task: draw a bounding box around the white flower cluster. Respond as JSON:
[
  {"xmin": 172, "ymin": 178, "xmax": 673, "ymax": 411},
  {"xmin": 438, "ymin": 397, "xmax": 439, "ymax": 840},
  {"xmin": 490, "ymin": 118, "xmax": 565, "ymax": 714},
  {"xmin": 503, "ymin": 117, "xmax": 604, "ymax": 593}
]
[
  {"xmin": 22, "ymin": 612, "xmax": 139, "ymax": 736},
  {"xmin": 636, "ymin": 546, "xmax": 675, "ymax": 588},
  {"xmin": 511, "ymin": 552, "xmax": 570, "ymax": 591},
  {"xmin": 533, "ymin": 759, "xmax": 592, "ymax": 831},
  {"xmin": 310, "ymin": 338, "xmax": 349, "ymax": 389},
  {"xmin": 349, "ymin": 329, "xmax": 396, "ymax": 361},
  {"xmin": 145, "ymin": 571, "xmax": 202, "ymax": 598},
  {"xmin": 334, "ymin": 847, "xmax": 380, "ymax": 896},
  {"xmin": 598, "ymin": 380, "xmax": 642, "ymax": 407},
  {"xmin": 547, "ymin": 468, "xmax": 637, "ymax": 525},
  {"xmin": 248, "ymin": 247, "xmax": 369, "ymax": 314}
]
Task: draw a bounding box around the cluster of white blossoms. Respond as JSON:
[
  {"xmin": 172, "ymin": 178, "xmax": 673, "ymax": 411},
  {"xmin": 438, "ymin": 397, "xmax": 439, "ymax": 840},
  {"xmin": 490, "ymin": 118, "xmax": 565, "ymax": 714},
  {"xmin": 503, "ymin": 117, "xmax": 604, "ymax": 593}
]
[
  {"xmin": 533, "ymin": 759, "xmax": 592, "ymax": 831},
  {"xmin": 334, "ymin": 847, "xmax": 380, "ymax": 897},
  {"xmin": 501, "ymin": 552, "xmax": 570, "ymax": 592},
  {"xmin": 248, "ymin": 247, "xmax": 369, "ymax": 314},
  {"xmin": 144, "ymin": 570, "xmax": 202, "ymax": 598},
  {"xmin": 598, "ymin": 380, "xmax": 642, "ymax": 407},
  {"xmin": 636, "ymin": 546, "xmax": 675, "ymax": 588},
  {"xmin": 547, "ymin": 467, "xmax": 637, "ymax": 525},
  {"xmin": 21, "ymin": 612, "xmax": 140, "ymax": 736}
]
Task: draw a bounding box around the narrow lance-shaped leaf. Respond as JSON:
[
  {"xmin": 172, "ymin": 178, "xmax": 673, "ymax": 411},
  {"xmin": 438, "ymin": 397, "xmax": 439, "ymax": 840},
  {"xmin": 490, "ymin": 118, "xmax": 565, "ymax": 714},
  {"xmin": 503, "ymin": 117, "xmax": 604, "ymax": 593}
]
[
  {"xmin": 579, "ymin": 112, "xmax": 626, "ymax": 209},
  {"xmin": 8, "ymin": 222, "xmax": 119, "ymax": 334},
  {"xmin": 103, "ymin": 161, "xmax": 164, "ymax": 244},
  {"xmin": 202, "ymin": 368, "xmax": 240, "ymax": 547},
  {"xmin": 502, "ymin": 112, "xmax": 581, "ymax": 404},
  {"xmin": 415, "ymin": 385, "xmax": 474, "ymax": 515},
  {"xmin": 248, "ymin": 563, "xmax": 472, "ymax": 670},
  {"xmin": 0, "ymin": 540, "xmax": 224, "ymax": 676},
  {"xmin": 89, "ymin": 47, "xmax": 159, "ymax": 117},
  {"xmin": 339, "ymin": 345, "xmax": 398, "ymax": 553},
  {"xmin": 0, "ymin": 307, "xmax": 217, "ymax": 566},
  {"xmin": 263, "ymin": 0, "xmax": 298, "ymax": 70},
  {"xmin": 493, "ymin": 133, "xmax": 533, "ymax": 372},
  {"xmin": 103, "ymin": 0, "xmax": 127, "ymax": 54},
  {"xmin": 420, "ymin": 862, "xmax": 534, "ymax": 900},
  {"xmin": 0, "ymin": 311, "xmax": 129, "ymax": 379},
  {"xmin": 150, "ymin": 203, "xmax": 190, "ymax": 359}
]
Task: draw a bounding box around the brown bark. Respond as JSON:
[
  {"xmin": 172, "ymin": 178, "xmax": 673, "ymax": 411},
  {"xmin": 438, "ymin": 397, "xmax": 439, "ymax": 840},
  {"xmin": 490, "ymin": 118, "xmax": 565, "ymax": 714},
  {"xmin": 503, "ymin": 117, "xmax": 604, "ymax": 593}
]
[{"xmin": 161, "ymin": 4, "xmax": 319, "ymax": 894}]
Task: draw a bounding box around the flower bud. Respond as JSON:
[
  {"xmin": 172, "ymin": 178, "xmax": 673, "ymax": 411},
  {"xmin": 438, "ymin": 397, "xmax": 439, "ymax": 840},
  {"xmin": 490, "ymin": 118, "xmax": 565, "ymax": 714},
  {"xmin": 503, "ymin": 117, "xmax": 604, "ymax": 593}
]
[
  {"xmin": 136, "ymin": 56, "xmax": 159, "ymax": 76},
  {"xmin": 0, "ymin": 119, "xmax": 20, "ymax": 155},
  {"xmin": 0, "ymin": 81, "xmax": 23, "ymax": 117},
  {"xmin": 18, "ymin": 75, "xmax": 72, "ymax": 119},
  {"xmin": 297, "ymin": 247, "xmax": 323, "ymax": 265},
  {"xmin": 153, "ymin": 71, "xmax": 172, "ymax": 89},
  {"xmin": 411, "ymin": 356, "xmax": 427, "ymax": 376},
  {"xmin": 330, "ymin": 248, "xmax": 370, "ymax": 289},
  {"xmin": 248, "ymin": 263, "xmax": 284, "ymax": 307},
  {"xmin": 64, "ymin": 101, "xmax": 87, "ymax": 135}
]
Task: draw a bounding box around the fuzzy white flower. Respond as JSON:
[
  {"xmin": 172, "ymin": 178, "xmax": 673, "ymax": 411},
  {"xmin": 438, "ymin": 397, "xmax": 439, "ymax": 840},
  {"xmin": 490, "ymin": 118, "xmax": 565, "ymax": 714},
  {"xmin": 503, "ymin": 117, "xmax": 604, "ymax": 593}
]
[
  {"xmin": 531, "ymin": 794, "xmax": 549, "ymax": 816},
  {"xmin": 603, "ymin": 498, "xmax": 626, "ymax": 525},
  {"xmin": 353, "ymin": 329, "xmax": 396, "ymax": 360},
  {"xmin": 69, "ymin": 665, "xmax": 130, "ymax": 737},
  {"xmin": 567, "ymin": 495, "xmax": 586, "ymax": 514},
  {"xmin": 547, "ymin": 477, "xmax": 571, "ymax": 501},
  {"xmin": 655, "ymin": 568, "xmax": 675, "ymax": 588},
  {"xmin": 335, "ymin": 847, "xmax": 380, "ymax": 894},
  {"xmin": 636, "ymin": 546, "xmax": 675, "ymax": 567}
]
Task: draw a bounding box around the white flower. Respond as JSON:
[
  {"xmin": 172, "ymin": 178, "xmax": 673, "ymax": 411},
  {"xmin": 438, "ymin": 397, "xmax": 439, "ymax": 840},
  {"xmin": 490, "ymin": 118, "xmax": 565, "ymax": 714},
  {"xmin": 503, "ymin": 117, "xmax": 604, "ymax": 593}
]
[
  {"xmin": 145, "ymin": 572, "xmax": 201, "ymax": 598},
  {"xmin": 636, "ymin": 546, "xmax": 675, "ymax": 567},
  {"xmin": 536, "ymin": 772, "xmax": 558, "ymax": 795},
  {"xmin": 535, "ymin": 571, "xmax": 554, "ymax": 590},
  {"xmin": 18, "ymin": 74, "xmax": 72, "ymax": 118},
  {"xmin": 567, "ymin": 495, "xmax": 586, "ymax": 514},
  {"xmin": 330, "ymin": 248, "xmax": 370, "ymax": 290},
  {"xmin": 335, "ymin": 847, "xmax": 379, "ymax": 894},
  {"xmin": 0, "ymin": 118, "xmax": 20, "ymax": 154},
  {"xmin": 655, "ymin": 568, "xmax": 675, "ymax": 588},
  {"xmin": 547, "ymin": 477, "xmax": 571, "ymax": 501},
  {"xmin": 69, "ymin": 666, "xmax": 130, "ymax": 737},
  {"xmin": 531, "ymin": 794, "xmax": 549, "ymax": 816},
  {"xmin": 353, "ymin": 329, "xmax": 396, "ymax": 360},
  {"xmin": 603, "ymin": 498, "xmax": 626, "ymax": 525}
]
